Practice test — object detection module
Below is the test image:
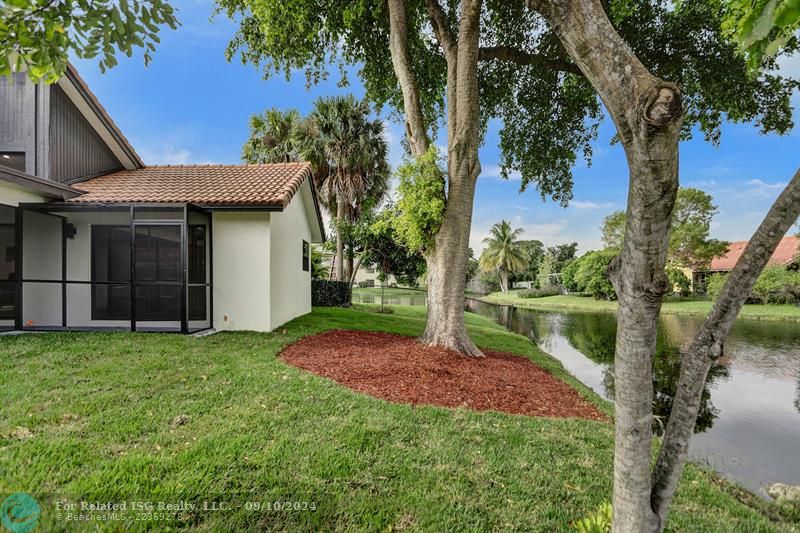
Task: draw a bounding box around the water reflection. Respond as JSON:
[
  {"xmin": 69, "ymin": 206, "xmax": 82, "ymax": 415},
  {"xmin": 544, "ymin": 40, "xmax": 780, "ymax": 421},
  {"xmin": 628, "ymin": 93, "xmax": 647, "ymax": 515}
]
[
  {"xmin": 470, "ymin": 304, "xmax": 727, "ymax": 435},
  {"xmin": 465, "ymin": 300, "xmax": 800, "ymax": 495}
]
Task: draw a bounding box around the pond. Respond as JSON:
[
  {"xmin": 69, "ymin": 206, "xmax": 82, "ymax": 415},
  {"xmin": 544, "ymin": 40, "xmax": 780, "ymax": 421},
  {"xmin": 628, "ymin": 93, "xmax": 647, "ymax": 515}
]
[
  {"xmin": 465, "ymin": 300, "xmax": 800, "ymax": 497},
  {"xmin": 352, "ymin": 290, "xmax": 800, "ymax": 496}
]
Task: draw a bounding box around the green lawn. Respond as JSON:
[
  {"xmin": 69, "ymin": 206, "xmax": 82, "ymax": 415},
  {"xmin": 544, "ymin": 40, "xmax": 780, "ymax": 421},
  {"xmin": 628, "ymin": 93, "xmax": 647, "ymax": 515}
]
[
  {"xmin": 483, "ymin": 292, "xmax": 800, "ymax": 321},
  {"xmin": 1, "ymin": 306, "xmax": 794, "ymax": 531}
]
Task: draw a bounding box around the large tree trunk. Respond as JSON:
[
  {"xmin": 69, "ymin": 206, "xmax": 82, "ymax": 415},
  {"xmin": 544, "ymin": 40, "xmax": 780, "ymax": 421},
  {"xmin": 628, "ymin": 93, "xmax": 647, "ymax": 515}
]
[
  {"xmin": 650, "ymin": 168, "xmax": 800, "ymax": 525},
  {"xmin": 531, "ymin": 0, "xmax": 683, "ymax": 529},
  {"xmin": 499, "ymin": 270, "xmax": 509, "ymax": 292},
  {"xmin": 421, "ymin": 175, "xmax": 482, "ymax": 357},
  {"xmin": 335, "ymin": 199, "xmax": 346, "ymax": 282},
  {"xmin": 388, "ymin": 0, "xmax": 484, "ymax": 357}
]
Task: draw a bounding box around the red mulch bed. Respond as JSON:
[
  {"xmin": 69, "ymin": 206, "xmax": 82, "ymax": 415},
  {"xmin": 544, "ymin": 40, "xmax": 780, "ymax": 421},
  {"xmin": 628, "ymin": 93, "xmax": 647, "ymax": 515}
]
[{"xmin": 280, "ymin": 330, "xmax": 605, "ymax": 421}]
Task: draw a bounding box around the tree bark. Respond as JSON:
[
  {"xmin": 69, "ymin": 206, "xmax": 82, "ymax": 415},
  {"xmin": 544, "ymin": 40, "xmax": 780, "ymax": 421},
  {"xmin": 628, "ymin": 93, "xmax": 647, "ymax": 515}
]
[
  {"xmin": 335, "ymin": 199, "xmax": 346, "ymax": 282},
  {"xmin": 419, "ymin": 0, "xmax": 483, "ymax": 357},
  {"xmin": 499, "ymin": 270, "xmax": 509, "ymax": 292},
  {"xmin": 387, "ymin": 0, "xmax": 431, "ymax": 157},
  {"xmin": 532, "ymin": 0, "xmax": 683, "ymax": 530},
  {"xmin": 345, "ymin": 246, "xmax": 354, "ymax": 282},
  {"xmin": 388, "ymin": 0, "xmax": 484, "ymax": 357},
  {"xmin": 349, "ymin": 253, "xmax": 365, "ymax": 286},
  {"xmin": 650, "ymin": 168, "xmax": 800, "ymax": 525}
]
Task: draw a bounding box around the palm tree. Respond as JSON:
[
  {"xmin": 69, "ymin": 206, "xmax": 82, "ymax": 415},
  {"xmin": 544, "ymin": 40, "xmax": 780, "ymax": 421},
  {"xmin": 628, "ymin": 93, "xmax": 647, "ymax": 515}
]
[
  {"xmin": 306, "ymin": 95, "xmax": 390, "ymax": 281},
  {"xmin": 479, "ymin": 221, "xmax": 528, "ymax": 292},
  {"xmin": 242, "ymin": 108, "xmax": 303, "ymax": 163},
  {"xmin": 241, "ymin": 99, "xmax": 389, "ymax": 282}
]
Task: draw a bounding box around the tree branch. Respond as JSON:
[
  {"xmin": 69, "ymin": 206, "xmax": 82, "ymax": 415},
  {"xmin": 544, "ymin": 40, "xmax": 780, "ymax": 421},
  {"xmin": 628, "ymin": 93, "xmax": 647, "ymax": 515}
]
[
  {"xmin": 424, "ymin": 0, "xmax": 456, "ymax": 61},
  {"xmin": 650, "ymin": 167, "xmax": 800, "ymax": 526},
  {"xmin": 478, "ymin": 46, "xmax": 583, "ymax": 76},
  {"xmin": 387, "ymin": 0, "xmax": 431, "ymax": 157}
]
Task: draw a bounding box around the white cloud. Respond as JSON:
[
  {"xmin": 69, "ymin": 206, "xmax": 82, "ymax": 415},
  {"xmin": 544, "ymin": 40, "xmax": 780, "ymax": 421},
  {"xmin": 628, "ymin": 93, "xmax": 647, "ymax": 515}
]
[
  {"xmin": 137, "ymin": 145, "xmax": 217, "ymax": 166},
  {"xmin": 570, "ymin": 200, "xmax": 614, "ymax": 210},
  {"xmin": 746, "ymin": 178, "xmax": 784, "ymax": 188},
  {"xmin": 139, "ymin": 145, "xmax": 190, "ymax": 165},
  {"xmin": 686, "ymin": 179, "xmax": 717, "ymax": 188},
  {"xmin": 743, "ymin": 178, "xmax": 787, "ymax": 197},
  {"xmin": 480, "ymin": 164, "xmax": 521, "ymax": 180}
]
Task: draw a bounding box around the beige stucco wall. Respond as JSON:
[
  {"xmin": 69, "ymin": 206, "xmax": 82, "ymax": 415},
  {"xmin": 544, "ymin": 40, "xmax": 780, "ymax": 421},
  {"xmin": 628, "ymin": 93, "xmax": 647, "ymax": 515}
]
[
  {"xmin": 0, "ymin": 181, "xmax": 46, "ymax": 206},
  {"xmin": 212, "ymin": 211, "xmax": 271, "ymax": 332},
  {"xmin": 269, "ymin": 182, "xmax": 313, "ymax": 330}
]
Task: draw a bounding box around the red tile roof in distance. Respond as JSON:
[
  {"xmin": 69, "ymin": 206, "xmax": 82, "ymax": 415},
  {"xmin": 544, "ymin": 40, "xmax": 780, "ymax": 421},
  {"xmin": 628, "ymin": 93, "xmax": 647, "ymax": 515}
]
[
  {"xmin": 710, "ymin": 235, "xmax": 799, "ymax": 271},
  {"xmin": 69, "ymin": 162, "xmax": 313, "ymax": 206}
]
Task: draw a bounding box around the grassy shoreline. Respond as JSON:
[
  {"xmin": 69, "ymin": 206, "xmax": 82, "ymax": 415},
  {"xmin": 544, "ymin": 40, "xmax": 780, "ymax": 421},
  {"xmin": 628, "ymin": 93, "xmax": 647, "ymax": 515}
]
[
  {"xmin": 1, "ymin": 305, "xmax": 795, "ymax": 530},
  {"xmin": 483, "ymin": 292, "xmax": 800, "ymax": 321}
]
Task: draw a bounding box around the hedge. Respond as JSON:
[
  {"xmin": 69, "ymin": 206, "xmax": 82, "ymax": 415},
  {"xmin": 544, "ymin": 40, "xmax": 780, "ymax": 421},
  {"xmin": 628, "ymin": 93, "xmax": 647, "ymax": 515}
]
[{"xmin": 311, "ymin": 280, "xmax": 352, "ymax": 307}]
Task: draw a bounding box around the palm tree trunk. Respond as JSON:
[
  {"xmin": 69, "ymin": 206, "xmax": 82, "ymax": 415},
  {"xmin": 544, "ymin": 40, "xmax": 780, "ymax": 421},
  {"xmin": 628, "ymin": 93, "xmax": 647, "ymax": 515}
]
[{"xmin": 335, "ymin": 199, "xmax": 346, "ymax": 282}]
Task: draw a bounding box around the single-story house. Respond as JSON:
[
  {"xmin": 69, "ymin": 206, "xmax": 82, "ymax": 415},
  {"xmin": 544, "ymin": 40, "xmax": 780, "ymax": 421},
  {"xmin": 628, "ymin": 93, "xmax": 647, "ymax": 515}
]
[
  {"xmin": 691, "ymin": 235, "xmax": 799, "ymax": 291},
  {"xmin": 0, "ymin": 66, "xmax": 324, "ymax": 334}
]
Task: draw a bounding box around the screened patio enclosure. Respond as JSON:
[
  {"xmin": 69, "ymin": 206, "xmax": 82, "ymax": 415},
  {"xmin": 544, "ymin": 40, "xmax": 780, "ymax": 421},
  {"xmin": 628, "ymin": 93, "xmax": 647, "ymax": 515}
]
[{"xmin": 11, "ymin": 203, "xmax": 212, "ymax": 333}]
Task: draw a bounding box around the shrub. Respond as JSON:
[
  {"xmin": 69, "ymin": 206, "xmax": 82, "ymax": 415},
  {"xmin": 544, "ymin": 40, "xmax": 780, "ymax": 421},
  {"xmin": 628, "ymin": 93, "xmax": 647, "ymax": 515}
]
[
  {"xmin": 752, "ymin": 267, "xmax": 800, "ymax": 304},
  {"xmin": 666, "ymin": 267, "xmax": 691, "ymax": 296},
  {"xmin": 560, "ymin": 258, "xmax": 580, "ymax": 292},
  {"xmin": 311, "ymin": 280, "xmax": 351, "ymax": 307},
  {"xmin": 518, "ymin": 286, "xmax": 560, "ymax": 298},
  {"xmin": 706, "ymin": 268, "xmax": 800, "ymax": 304},
  {"xmin": 571, "ymin": 249, "xmax": 617, "ymax": 300},
  {"xmin": 705, "ymin": 273, "xmax": 727, "ymax": 299}
]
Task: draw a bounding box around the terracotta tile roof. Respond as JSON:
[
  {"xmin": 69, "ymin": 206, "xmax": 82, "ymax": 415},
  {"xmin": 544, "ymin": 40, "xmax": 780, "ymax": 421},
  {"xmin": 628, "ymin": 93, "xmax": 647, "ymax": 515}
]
[
  {"xmin": 710, "ymin": 235, "xmax": 799, "ymax": 271},
  {"xmin": 68, "ymin": 162, "xmax": 313, "ymax": 206}
]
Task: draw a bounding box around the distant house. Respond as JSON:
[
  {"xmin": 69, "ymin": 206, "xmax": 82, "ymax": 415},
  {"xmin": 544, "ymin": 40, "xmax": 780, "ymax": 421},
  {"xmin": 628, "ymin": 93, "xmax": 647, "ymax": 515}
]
[
  {"xmin": 692, "ymin": 235, "xmax": 799, "ymax": 291},
  {"xmin": 0, "ymin": 66, "xmax": 324, "ymax": 334}
]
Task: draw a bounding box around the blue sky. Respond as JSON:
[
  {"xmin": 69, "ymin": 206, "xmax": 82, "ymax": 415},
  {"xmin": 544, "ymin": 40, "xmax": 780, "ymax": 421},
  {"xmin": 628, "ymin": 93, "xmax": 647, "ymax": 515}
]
[{"xmin": 71, "ymin": 0, "xmax": 800, "ymax": 254}]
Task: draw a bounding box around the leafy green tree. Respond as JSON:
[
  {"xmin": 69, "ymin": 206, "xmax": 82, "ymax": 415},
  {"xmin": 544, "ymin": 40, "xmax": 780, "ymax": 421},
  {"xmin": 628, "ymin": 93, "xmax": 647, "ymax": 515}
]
[
  {"xmin": 600, "ymin": 188, "xmax": 729, "ymax": 271},
  {"xmin": 537, "ymin": 252, "xmax": 557, "ymax": 289},
  {"xmin": 724, "ymin": 0, "xmax": 800, "ymax": 68},
  {"xmin": 510, "ymin": 240, "xmax": 545, "ymax": 284},
  {"xmin": 1, "ymin": 0, "xmax": 178, "ymax": 81},
  {"xmin": 217, "ymin": 0, "xmax": 798, "ymax": 363},
  {"xmin": 601, "ymin": 210, "xmax": 627, "ymax": 249},
  {"xmin": 479, "ymin": 221, "xmax": 528, "ymax": 292},
  {"xmin": 568, "ymin": 249, "xmax": 618, "ymax": 300},
  {"xmin": 669, "ymin": 188, "xmax": 730, "ymax": 270},
  {"xmin": 546, "ymin": 242, "xmax": 579, "ymax": 273},
  {"xmin": 361, "ymin": 208, "xmax": 427, "ymax": 288}
]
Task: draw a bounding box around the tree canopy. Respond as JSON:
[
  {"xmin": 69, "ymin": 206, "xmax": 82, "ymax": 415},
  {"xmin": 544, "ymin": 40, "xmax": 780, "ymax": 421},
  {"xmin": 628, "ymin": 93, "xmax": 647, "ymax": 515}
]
[
  {"xmin": 218, "ymin": 0, "xmax": 799, "ymax": 204},
  {"xmin": 600, "ymin": 187, "xmax": 729, "ymax": 270},
  {"xmin": 1, "ymin": 0, "xmax": 178, "ymax": 81}
]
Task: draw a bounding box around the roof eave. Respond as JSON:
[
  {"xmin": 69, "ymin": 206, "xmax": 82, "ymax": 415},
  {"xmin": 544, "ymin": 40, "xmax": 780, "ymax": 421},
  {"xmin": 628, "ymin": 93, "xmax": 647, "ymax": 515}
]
[{"xmin": 0, "ymin": 164, "xmax": 83, "ymax": 200}]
